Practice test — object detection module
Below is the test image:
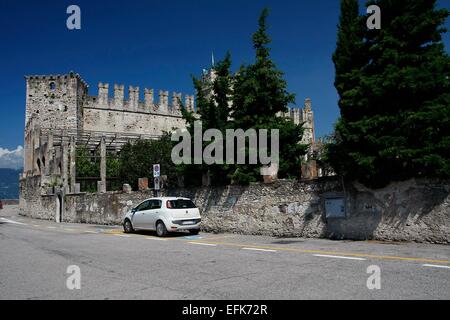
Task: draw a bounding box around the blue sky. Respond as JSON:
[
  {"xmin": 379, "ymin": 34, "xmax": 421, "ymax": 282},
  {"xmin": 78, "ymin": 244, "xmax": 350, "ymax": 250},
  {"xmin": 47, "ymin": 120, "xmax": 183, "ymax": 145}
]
[{"xmin": 0, "ymin": 0, "xmax": 449, "ymax": 156}]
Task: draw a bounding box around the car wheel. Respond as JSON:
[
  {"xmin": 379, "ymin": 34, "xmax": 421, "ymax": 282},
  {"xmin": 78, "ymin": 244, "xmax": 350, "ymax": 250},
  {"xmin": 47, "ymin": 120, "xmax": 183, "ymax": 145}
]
[
  {"xmin": 156, "ymin": 221, "xmax": 168, "ymax": 237},
  {"xmin": 189, "ymin": 229, "xmax": 200, "ymax": 235},
  {"xmin": 123, "ymin": 219, "xmax": 134, "ymax": 234}
]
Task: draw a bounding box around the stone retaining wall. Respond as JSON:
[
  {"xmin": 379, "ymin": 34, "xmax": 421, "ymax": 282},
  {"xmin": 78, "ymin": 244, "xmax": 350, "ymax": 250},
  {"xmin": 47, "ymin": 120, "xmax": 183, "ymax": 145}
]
[{"xmin": 19, "ymin": 176, "xmax": 450, "ymax": 243}]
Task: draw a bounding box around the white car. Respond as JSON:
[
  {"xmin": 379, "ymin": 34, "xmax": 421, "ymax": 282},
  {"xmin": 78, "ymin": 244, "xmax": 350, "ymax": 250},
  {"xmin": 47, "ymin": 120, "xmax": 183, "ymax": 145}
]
[{"xmin": 123, "ymin": 197, "xmax": 202, "ymax": 237}]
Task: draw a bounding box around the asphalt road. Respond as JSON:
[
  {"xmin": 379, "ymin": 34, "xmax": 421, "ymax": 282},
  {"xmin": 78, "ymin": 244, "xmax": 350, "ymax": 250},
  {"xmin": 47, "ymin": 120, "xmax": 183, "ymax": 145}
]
[{"xmin": 0, "ymin": 205, "xmax": 449, "ymax": 300}]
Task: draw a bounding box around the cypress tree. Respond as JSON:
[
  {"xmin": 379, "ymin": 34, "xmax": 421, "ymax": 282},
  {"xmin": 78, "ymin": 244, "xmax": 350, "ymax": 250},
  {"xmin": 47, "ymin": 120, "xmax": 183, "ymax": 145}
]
[
  {"xmin": 329, "ymin": 0, "xmax": 450, "ymax": 187},
  {"xmin": 180, "ymin": 53, "xmax": 234, "ymax": 185},
  {"xmin": 328, "ymin": 0, "xmax": 366, "ymax": 177},
  {"xmin": 232, "ymin": 8, "xmax": 296, "ymax": 127},
  {"xmin": 230, "ymin": 8, "xmax": 307, "ymax": 183}
]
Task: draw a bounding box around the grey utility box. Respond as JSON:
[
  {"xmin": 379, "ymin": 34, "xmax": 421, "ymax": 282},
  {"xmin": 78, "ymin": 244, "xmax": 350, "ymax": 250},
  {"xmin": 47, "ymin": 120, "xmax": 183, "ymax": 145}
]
[{"xmin": 325, "ymin": 197, "xmax": 346, "ymax": 219}]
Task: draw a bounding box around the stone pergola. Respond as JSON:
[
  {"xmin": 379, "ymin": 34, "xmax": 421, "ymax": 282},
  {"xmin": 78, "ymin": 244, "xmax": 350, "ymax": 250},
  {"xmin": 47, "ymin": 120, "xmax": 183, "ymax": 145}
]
[{"xmin": 31, "ymin": 126, "xmax": 160, "ymax": 194}]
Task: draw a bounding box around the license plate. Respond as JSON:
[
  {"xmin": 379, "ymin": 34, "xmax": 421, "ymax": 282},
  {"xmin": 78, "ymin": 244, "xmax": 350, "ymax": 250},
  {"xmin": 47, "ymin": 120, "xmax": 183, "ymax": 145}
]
[{"xmin": 183, "ymin": 221, "xmax": 194, "ymax": 225}]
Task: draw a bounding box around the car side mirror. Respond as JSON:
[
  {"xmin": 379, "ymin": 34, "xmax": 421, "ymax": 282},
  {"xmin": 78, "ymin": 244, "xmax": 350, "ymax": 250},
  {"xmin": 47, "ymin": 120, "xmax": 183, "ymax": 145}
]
[{"xmin": 131, "ymin": 208, "xmax": 137, "ymax": 214}]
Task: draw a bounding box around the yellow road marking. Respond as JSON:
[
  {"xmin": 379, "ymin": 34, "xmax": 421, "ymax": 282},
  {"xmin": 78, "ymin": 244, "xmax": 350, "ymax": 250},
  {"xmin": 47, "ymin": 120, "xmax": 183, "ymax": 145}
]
[
  {"xmin": 188, "ymin": 240, "xmax": 450, "ymax": 265},
  {"xmin": 188, "ymin": 235, "xmax": 234, "ymax": 242},
  {"xmin": 104, "ymin": 230, "xmax": 124, "ymax": 235},
  {"xmin": 59, "ymin": 226, "xmax": 449, "ymax": 265}
]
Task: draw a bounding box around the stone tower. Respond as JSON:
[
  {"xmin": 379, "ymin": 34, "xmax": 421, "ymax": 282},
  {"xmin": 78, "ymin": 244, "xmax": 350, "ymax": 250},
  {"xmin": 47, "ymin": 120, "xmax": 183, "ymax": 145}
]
[
  {"xmin": 25, "ymin": 72, "xmax": 88, "ymax": 131},
  {"xmin": 300, "ymin": 98, "xmax": 315, "ymax": 146}
]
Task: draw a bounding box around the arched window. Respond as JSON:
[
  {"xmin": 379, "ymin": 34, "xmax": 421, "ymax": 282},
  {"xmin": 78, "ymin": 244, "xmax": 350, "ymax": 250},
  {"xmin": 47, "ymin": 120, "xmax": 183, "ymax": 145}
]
[{"xmin": 50, "ymin": 82, "xmax": 56, "ymax": 91}]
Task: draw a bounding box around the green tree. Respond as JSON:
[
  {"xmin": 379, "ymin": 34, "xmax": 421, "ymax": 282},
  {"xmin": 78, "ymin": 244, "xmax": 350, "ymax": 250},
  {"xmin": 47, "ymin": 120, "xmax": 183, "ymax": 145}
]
[
  {"xmin": 76, "ymin": 147, "xmax": 99, "ymax": 178},
  {"xmin": 180, "ymin": 53, "xmax": 234, "ymax": 186},
  {"xmin": 118, "ymin": 133, "xmax": 177, "ymax": 190},
  {"xmin": 230, "ymin": 8, "xmax": 307, "ymax": 183},
  {"xmin": 232, "ymin": 8, "xmax": 296, "ymax": 127},
  {"xmin": 329, "ymin": 0, "xmax": 450, "ymax": 187},
  {"xmin": 327, "ymin": 0, "xmax": 366, "ymax": 176}
]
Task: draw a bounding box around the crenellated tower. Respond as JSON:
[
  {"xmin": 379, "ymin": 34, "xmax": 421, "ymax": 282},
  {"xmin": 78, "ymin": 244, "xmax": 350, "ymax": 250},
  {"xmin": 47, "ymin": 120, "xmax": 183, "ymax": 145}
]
[{"xmin": 25, "ymin": 72, "xmax": 88, "ymax": 131}]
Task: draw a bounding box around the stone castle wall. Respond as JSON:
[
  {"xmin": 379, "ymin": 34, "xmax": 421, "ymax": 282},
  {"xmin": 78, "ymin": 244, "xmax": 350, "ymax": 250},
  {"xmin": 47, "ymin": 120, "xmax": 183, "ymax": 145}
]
[
  {"xmin": 24, "ymin": 72, "xmax": 315, "ymax": 140},
  {"xmin": 82, "ymin": 106, "xmax": 186, "ymax": 136},
  {"xmin": 19, "ymin": 176, "xmax": 450, "ymax": 244},
  {"xmin": 81, "ymin": 83, "xmax": 194, "ymax": 135}
]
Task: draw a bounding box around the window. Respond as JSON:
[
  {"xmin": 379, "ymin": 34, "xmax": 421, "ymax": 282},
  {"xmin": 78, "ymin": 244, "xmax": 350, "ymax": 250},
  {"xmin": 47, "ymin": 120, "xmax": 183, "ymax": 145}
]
[
  {"xmin": 50, "ymin": 82, "xmax": 56, "ymax": 91},
  {"xmin": 136, "ymin": 201, "xmax": 150, "ymax": 212},
  {"xmin": 149, "ymin": 200, "xmax": 162, "ymax": 210},
  {"xmin": 167, "ymin": 199, "xmax": 196, "ymax": 209}
]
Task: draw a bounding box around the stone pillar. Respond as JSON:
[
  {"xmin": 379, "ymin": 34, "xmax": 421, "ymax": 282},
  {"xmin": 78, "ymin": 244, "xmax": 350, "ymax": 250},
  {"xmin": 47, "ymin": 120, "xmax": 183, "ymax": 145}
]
[
  {"xmin": 159, "ymin": 90, "xmax": 169, "ymax": 113},
  {"xmin": 45, "ymin": 133, "xmax": 54, "ymax": 176},
  {"xmin": 185, "ymin": 95, "xmax": 195, "ymax": 112},
  {"xmin": 128, "ymin": 86, "xmax": 140, "ymax": 110},
  {"xmin": 69, "ymin": 136, "xmax": 76, "ymax": 193},
  {"xmin": 98, "ymin": 82, "xmax": 109, "ymax": 107},
  {"xmin": 138, "ymin": 178, "xmax": 149, "ymax": 191},
  {"xmin": 172, "ymin": 92, "xmax": 182, "ymax": 111},
  {"xmin": 114, "ymin": 84, "xmax": 124, "ymax": 108},
  {"xmin": 123, "ymin": 184, "xmax": 132, "ymax": 194},
  {"xmin": 144, "ymin": 89, "xmax": 154, "ymax": 110},
  {"xmin": 99, "ymin": 136, "xmax": 107, "ymax": 193},
  {"xmin": 301, "ymin": 160, "xmax": 318, "ymax": 180},
  {"xmin": 62, "ymin": 142, "xmax": 69, "ymax": 193},
  {"xmin": 260, "ymin": 163, "xmax": 279, "ymax": 184}
]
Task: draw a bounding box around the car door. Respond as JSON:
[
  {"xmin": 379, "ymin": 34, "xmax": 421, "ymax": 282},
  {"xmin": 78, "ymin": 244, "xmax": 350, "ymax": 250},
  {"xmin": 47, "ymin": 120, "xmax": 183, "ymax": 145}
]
[
  {"xmin": 143, "ymin": 199, "xmax": 162, "ymax": 230},
  {"xmin": 132, "ymin": 200, "xmax": 151, "ymax": 229}
]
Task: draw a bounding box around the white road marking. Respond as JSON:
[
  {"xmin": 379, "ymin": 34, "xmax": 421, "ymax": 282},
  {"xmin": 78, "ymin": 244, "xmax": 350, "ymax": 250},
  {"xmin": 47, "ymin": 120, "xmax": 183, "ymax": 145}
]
[
  {"xmin": 313, "ymin": 254, "xmax": 366, "ymax": 261},
  {"xmin": 189, "ymin": 242, "xmax": 217, "ymax": 247},
  {"xmin": 242, "ymin": 247, "xmax": 277, "ymax": 253},
  {"xmin": 33, "ymin": 225, "xmax": 41, "ymax": 227},
  {"xmin": 423, "ymin": 264, "xmax": 450, "ymax": 270},
  {"xmin": 146, "ymin": 237, "xmax": 167, "ymax": 241},
  {"xmin": 84, "ymin": 231, "xmax": 99, "ymax": 234},
  {"xmin": 47, "ymin": 226, "xmax": 57, "ymax": 229},
  {"xmin": 64, "ymin": 228, "xmax": 75, "ymax": 232},
  {"xmin": 183, "ymin": 236, "xmax": 204, "ymax": 241},
  {"xmin": 0, "ymin": 218, "xmax": 27, "ymax": 226}
]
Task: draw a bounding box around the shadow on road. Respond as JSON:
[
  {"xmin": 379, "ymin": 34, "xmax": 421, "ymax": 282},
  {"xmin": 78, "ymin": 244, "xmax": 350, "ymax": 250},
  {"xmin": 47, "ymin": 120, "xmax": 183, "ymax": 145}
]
[{"xmin": 132, "ymin": 229, "xmax": 199, "ymax": 238}]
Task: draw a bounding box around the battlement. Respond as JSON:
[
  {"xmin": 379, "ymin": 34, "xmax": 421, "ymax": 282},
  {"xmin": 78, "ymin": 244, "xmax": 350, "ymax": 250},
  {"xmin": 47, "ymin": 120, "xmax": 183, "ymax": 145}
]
[
  {"xmin": 89, "ymin": 81, "xmax": 196, "ymax": 117},
  {"xmin": 278, "ymin": 98, "xmax": 315, "ymax": 145},
  {"xmin": 25, "ymin": 71, "xmax": 89, "ymax": 89},
  {"xmin": 24, "ymin": 71, "xmax": 314, "ymax": 151}
]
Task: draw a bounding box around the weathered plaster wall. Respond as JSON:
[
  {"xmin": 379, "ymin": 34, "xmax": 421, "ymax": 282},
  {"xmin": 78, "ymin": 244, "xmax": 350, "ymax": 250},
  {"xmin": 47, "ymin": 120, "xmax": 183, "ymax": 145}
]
[
  {"xmin": 63, "ymin": 191, "xmax": 155, "ymax": 225},
  {"xmin": 166, "ymin": 179, "xmax": 450, "ymax": 243},
  {"xmin": 329, "ymin": 180, "xmax": 450, "ymax": 243},
  {"xmin": 19, "ymin": 175, "xmax": 56, "ymax": 221},
  {"xmin": 82, "ymin": 107, "xmax": 186, "ymax": 136},
  {"xmin": 165, "ymin": 180, "xmax": 337, "ymax": 239},
  {"xmin": 19, "ymin": 177, "xmax": 450, "ymax": 244}
]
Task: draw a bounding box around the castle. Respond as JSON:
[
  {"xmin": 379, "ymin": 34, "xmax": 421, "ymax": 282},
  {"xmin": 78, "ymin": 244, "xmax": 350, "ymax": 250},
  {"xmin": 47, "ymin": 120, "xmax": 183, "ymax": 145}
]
[{"xmin": 23, "ymin": 71, "xmax": 315, "ymax": 194}]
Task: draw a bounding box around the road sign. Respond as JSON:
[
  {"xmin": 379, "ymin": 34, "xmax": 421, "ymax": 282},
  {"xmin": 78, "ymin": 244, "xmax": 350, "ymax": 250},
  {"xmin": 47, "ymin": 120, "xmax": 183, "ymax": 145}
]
[
  {"xmin": 153, "ymin": 164, "xmax": 160, "ymax": 178},
  {"xmin": 154, "ymin": 177, "xmax": 161, "ymax": 191}
]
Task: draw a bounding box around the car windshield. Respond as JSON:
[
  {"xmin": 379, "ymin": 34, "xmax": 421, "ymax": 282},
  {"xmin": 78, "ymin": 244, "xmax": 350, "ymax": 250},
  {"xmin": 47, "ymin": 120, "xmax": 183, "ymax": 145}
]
[{"xmin": 167, "ymin": 199, "xmax": 196, "ymax": 209}]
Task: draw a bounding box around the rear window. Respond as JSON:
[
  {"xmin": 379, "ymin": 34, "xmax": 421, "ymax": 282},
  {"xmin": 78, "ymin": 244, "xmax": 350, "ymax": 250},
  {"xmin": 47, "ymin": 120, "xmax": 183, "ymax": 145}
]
[{"xmin": 167, "ymin": 199, "xmax": 197, "ymax": 209}]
